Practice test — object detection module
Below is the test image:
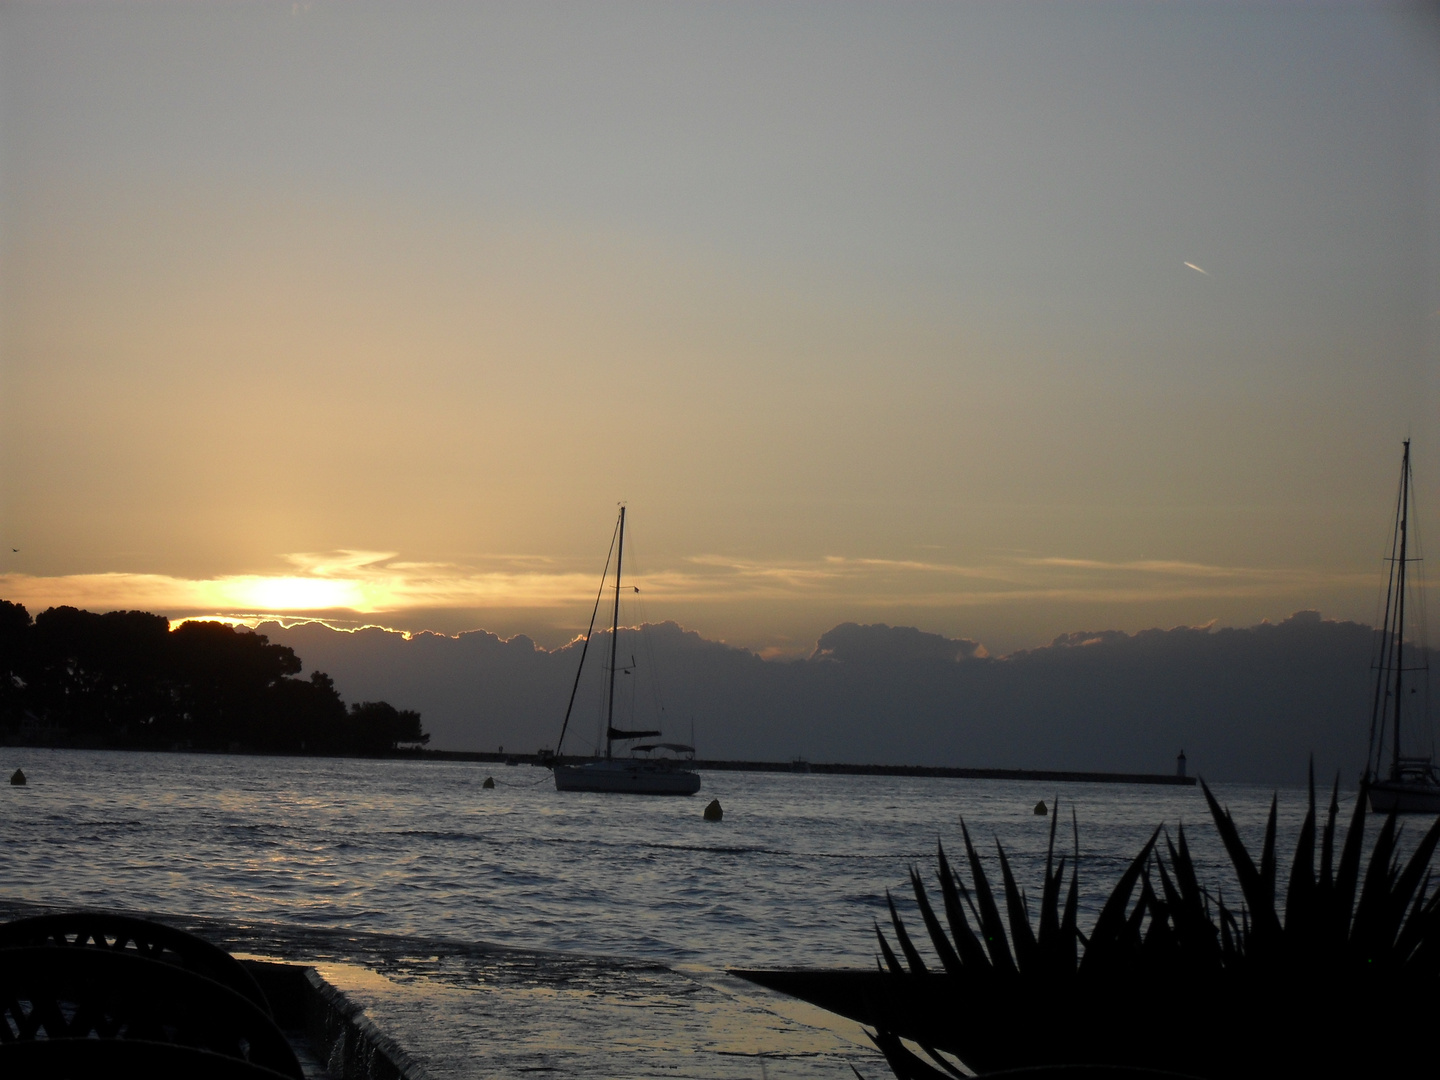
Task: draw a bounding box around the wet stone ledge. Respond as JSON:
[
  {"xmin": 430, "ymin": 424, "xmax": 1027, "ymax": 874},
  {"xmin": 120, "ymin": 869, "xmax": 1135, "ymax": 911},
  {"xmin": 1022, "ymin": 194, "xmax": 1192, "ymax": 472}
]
[{"xmin": 244, "ymin": 960, "xmax": 428, "ymax": 1080}]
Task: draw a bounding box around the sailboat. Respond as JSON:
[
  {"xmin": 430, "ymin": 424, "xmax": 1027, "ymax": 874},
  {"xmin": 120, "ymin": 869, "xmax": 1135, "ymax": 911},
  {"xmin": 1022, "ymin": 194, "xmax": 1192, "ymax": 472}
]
[
  {"xmin": 550, "ymin": 506, "xmax": 702, "ymax": 796},
  {"xmin": 1365, "ymin": 440, "xmax": 1440, "ymax": 814}
]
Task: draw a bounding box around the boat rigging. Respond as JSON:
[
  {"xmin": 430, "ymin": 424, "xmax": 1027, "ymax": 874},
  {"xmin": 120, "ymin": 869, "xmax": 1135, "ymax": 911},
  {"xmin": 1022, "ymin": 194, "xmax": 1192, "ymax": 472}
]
[
  {"xmin": 1365, "ymin": 439, "xmax": 1438, "ymax": 813},
  {"xmin": 549, "ymin": 506, "xmax": 702, "ymax": 796}
]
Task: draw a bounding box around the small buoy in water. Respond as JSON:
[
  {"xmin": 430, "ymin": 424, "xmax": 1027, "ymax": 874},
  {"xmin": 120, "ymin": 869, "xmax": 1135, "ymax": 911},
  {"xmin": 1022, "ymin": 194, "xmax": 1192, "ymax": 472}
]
[
  {"xmin": 482, "ymin": 776, "xmax": 495, "ymax": 789},
  {"xmin": 703, "ymin": 798, "xmax": 723, "ymax": 822},
  {"xmin": 10, "ymin": 769, "xmax": 25, "ymax": 786},
  {"xmin": 1033, "ymin": 800, "xmax": 1047, "ymax": 816}
]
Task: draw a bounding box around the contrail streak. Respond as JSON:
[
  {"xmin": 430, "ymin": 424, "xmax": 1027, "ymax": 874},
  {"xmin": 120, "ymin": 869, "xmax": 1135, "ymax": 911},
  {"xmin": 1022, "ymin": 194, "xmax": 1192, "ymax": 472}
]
[{"xmin": 1183, "ymin": 261, "xmax": 1209, "ymax": 276}]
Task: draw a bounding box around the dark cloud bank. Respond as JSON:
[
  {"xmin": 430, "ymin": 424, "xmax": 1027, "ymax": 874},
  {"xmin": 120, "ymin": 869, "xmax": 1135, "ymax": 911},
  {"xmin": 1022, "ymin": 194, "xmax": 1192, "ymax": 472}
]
[{"xmin": 260, "ymin": 612, "xmax": 1405, "ymax": 786}]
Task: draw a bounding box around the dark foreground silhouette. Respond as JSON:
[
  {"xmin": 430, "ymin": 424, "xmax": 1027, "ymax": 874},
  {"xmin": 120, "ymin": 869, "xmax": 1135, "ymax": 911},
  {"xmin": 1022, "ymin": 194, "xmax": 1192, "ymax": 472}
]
[
  {"xmin": 0, "ymin": 600, "xmax": 426, "ymax": 754},
  {"xmin": 0, "ymin": 911, "xmax": 301, "ymax": 1078},
  {"xmin": 736, "ymin": 770, "xmax": 1440, "ymax": 1079}
]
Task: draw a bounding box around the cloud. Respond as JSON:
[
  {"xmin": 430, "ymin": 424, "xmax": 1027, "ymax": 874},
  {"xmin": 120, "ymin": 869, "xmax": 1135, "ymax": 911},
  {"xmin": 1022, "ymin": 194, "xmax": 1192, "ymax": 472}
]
[
  {"xmin": 1010, "ymin": 555, "xmax": 1371, "ymax": 595},
  {"xmin": 254, "ymin": 611, "xmax": 1389, "ymax": 785},
  {"xmin": 0, "ymin": 554, "xmax": 599, "ymax": 617},
  {"xmin": 810, "ymin": 623, "xmax": 986, "ymax": 664},
  {"xmin": 660, "ymin": 552, "xmax": 1370, "ymax": 608},
  {"xmin": 0, "ymin": 550, "xmax": 1374, "ymax": 624}
]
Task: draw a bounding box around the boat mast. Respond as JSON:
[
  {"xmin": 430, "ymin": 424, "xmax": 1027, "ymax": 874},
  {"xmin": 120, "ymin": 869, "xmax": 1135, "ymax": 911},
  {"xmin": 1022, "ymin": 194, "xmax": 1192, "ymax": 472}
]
[
  {"xmin": 1391, "ymin": 441, "xmax": 1411, "ymax": 779},
  {"xmin": 553, "ymin": 515, "xmax": 620, "ymax": 760},
  {"xmin": 606, "ymin": 505, "xmax": 625, "ymax": 761}
]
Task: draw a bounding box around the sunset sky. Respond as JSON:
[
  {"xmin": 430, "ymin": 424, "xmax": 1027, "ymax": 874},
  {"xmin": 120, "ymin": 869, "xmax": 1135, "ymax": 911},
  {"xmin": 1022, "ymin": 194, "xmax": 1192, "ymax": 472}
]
[{"xmin": 3, "ymin": 1, "xmax": 1438, "ymax": 657}]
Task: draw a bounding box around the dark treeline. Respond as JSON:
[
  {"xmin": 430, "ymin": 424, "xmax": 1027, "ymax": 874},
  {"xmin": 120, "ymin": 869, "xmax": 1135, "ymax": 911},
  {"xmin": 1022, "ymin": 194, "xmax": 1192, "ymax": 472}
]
[{"xmin": 0, "ymin": 601, "xmax": 427, "ymax": 754}]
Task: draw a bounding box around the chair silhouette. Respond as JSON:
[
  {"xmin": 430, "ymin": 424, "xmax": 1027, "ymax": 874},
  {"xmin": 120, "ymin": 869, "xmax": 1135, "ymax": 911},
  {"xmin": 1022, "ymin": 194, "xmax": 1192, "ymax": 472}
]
[
  {"xmin": 0, "ymin": 943, "xmax": 303, "ymax": 1078},
  {"xmin": 0, "ymin": 911, "xmax": 271, "ymax": 1015}
]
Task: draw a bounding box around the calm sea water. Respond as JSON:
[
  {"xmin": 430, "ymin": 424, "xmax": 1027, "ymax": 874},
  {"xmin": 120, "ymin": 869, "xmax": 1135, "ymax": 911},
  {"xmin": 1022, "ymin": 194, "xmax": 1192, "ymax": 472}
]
[
  {"xmin": 0, "ymin": 749, "xmax": 1361, "ymax": 1078},
  {"xmin": 0, "ymin": 749, "xmax": 1324, "ymax": 965}
]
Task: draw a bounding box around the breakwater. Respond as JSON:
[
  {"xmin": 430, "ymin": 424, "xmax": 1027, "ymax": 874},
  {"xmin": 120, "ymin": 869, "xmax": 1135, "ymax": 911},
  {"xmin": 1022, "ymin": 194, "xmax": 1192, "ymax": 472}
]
[
  {"xmin": 411, "ymin": 750, "xmax": 1196, "ymax": 786},
  {"xmin": 700, "ymin": 761, "xmax": 1195, "ymax": 785}
]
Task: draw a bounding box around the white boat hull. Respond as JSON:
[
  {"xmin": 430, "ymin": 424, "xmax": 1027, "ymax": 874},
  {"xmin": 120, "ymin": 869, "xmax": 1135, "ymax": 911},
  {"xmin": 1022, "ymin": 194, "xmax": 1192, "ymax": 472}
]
[
  {"xmin": 553, "ymin": 760, "xmax": 702, "ymax": 796},
  {"xmin": 1368, "ymin": 780, "xmax": 1440, "ymax": 815}
]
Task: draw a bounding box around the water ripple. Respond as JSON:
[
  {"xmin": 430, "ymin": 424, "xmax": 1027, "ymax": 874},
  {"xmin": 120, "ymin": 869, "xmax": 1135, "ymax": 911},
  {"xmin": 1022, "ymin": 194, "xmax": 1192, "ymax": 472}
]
[{"xmin": 0, "ymin": 747, "xmax": 1327, "ymax": 970}]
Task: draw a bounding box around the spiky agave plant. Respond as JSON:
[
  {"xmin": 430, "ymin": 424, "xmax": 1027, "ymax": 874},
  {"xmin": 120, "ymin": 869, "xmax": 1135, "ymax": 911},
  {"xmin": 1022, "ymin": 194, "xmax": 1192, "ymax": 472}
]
[{"xmin": 743, "ymin": 769, "xmax": 1440, "ymax": 1080}]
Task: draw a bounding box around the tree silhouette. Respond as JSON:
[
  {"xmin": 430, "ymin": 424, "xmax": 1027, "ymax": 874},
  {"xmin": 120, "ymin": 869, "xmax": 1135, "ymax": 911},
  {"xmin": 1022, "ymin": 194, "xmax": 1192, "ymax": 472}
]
[
  {"xmin": 346, "ymin": 701, "xmax": 430, "ymax": 754},
  {"xmin": 0, "ymin": 602, "xmax": 425, "ymax": 754}
]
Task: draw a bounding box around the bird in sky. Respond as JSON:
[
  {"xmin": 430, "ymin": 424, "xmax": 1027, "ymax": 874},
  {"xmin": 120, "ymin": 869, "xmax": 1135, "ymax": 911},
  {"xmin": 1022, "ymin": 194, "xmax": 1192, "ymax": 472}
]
[{"xmin": 1183, "ymin": 261, "xmax": 1210, "ymax": 276}]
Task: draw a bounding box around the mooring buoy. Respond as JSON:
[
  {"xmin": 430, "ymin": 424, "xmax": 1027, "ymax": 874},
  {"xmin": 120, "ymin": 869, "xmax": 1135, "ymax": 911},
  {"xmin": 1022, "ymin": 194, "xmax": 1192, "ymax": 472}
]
[
  {"xmin": 10, "ymin": 768, "xmax": 25, "ymax": 786},
  {"xmin": 482, "ymin": 776, "xmax": 495, "ymax": 789},
  {"xmin": 703, "ymin": 798, "xmax": 723, "ymax": 822},
  {"xmin": 1034, "ymin": 800, "xmax": 1047, "ymax": 816}
]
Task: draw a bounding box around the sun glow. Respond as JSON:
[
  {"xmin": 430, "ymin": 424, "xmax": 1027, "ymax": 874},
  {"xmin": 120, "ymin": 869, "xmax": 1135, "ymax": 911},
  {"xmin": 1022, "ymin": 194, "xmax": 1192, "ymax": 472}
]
[{"xmin": 228, "ymin": 576, "xmax": 366, "ymax": 611}]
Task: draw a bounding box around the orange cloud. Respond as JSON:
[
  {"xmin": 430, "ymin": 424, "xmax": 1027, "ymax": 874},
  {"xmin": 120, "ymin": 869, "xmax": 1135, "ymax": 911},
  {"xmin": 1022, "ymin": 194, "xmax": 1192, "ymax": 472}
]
[{"xmin": 0, "ymin": 548, "xmax": 1376, "ymax": 620}]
